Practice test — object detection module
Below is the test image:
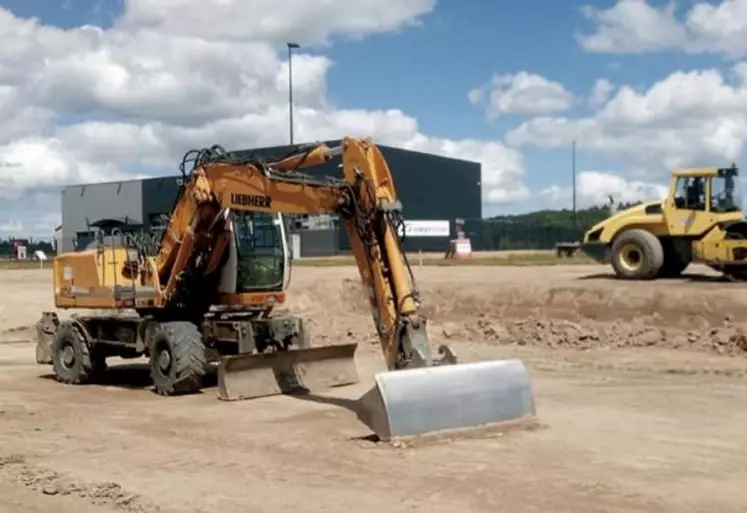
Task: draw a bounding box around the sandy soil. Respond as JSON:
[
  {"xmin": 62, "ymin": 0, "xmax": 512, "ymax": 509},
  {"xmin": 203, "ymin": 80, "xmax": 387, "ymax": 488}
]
[{"xmin": 1, "ymin": 264, "xmax": 747, "ymax": 513}]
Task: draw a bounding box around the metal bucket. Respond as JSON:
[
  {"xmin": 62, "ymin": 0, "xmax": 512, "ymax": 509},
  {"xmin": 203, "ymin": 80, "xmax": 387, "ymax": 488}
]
[
  {"xmin": 357, "ymin": 358, "xmax": 536, "ymax": 440},
  {"xmin": 217, "ymin": 343, "xmax": 360, "ymax": 401}
]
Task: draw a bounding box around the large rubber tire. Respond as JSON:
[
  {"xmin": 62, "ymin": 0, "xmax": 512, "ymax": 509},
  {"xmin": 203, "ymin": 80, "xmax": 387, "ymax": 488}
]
[
  {"xmin": 148, "ymin": 321, "xmax": 207, "ymax": 396},
  {"xmin": 610, "ymin": 229, "xmax": 664, "ymax": 280},
  {"xmin": 52, "ymin": 322, "xmax": 100, "ymax": 384},
  {"xmin": 658, "ymin": 239, "xmax": 691, "ymax": 278}
]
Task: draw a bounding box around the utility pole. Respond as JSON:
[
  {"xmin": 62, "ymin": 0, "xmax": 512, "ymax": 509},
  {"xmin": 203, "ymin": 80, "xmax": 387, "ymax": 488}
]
[
  {"xmin": 287, "ymin": 42, "xmax": 300, "ymax": 145},
  {"xmin": 572, "ymin": 140, "xmax": 577, "ymax": 232}
]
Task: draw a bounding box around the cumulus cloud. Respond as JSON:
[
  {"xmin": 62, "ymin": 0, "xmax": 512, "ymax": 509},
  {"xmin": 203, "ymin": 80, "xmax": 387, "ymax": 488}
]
[
  {"xmin": 117, "ymin": 0, "xmax": 437, "ymax": 45},
  {"xmin": 588, "ymin": 78, "xmax": 615, "ymax": 107},
  {"xmin": 468, "ymin": 71, "xmax": 574, "ymax": 119},
  {"xmin": 539, "ymin": 170, "xmax": 668, "ymax": 209},
  {"xmin": 507, "ymin": 64, "xmax": 747, "ymax": 178},
  {"xmin": 577, "ymin": 0, "xmax": 747, "ymax": 57},
  {"xmin": 0, "ymin": 1, "xmax": 530, "ymax": 237},
  {"xmin": 0, "ymin": 193, "xmax": 63, "ymax": 238}
]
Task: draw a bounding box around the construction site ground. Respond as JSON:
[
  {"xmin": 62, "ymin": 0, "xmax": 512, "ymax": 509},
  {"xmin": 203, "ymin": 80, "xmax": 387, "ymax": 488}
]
[{"xmin": 1, "ymin": 263, "xmax": 746, "ymax": 513}]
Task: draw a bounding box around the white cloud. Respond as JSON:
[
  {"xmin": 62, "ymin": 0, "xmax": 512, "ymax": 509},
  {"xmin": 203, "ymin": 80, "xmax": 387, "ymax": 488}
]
[
  {"xmin": 539, "ymin": 170, "xmax": 668, "ymax": 209},
  {"xmin": 0, "ymin": 138, "xmax": 132, "ymax": 200},
  {"xmin": 588, "ymin": 78, "xmax": 615, "ymax": 107},
  {"xmin": 0, "ymin": 219, "xmax": 23, "ymax": 233},
  {"xmin": 507, "ymin": 63, "xmax": 747, "ymax": 178},
  {"xmin": 0, "ymin": 193, "xmax": 62, "ymax": 238},
  {"xmin": 468, "ymin": 71, "xmax": 574, "ymax": 119},
  {"xmin": 576, "ymin": 0, "xmax": 685, "ymax": 54},
  {"xmin": 117, "ymin": 0, "xmax": 437, "ymax": 45},
  {"xmin": 0, "ymin": 1, "xmax": 531, "ymax": 239},
  {"xmin": 577, "ymin": 0, "xmax": 747, "ymax": 57}
]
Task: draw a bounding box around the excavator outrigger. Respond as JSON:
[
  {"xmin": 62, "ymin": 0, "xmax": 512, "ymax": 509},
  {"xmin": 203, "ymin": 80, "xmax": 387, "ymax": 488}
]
[{"xmin": 35, "ymin": 137, "xmax": 535, "ymax": 440}]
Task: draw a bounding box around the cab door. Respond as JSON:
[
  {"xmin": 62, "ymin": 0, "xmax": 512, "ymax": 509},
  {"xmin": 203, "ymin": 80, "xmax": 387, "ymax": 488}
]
[{"xmin": 665, "ymin": 175, "xmax": 712, "ymax": 236}]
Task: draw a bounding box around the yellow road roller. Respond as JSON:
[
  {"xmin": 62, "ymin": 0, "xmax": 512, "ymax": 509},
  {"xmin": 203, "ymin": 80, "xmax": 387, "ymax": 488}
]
[{"xmin": 580, "ymin": 164, "xmax": 747, "ymax": 280}]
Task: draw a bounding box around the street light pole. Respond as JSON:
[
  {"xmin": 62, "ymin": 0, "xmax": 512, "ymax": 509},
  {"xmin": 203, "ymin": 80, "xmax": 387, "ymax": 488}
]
[
  {"xmin": 572, "ymin": 140, "xmax": 577, "ymax": 233},
  {"xmin": 287, "ymin": 42, "xmax": 300, "ymax": 146}
]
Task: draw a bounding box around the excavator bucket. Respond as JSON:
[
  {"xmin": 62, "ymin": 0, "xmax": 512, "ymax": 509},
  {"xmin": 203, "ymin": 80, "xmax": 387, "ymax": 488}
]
[
  {"xmin": 217, "ymin": 343, "xmax": 360, "ymax": 401},
  {"xmin": 357, "ymin": 358, "xmax": 535, "ymax": 441}
]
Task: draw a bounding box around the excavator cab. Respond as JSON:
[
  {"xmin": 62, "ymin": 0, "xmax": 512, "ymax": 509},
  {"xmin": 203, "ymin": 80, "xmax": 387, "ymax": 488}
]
[{"xmin": 216, "ymin": 211, "xmax": 292, "ymax": 295}]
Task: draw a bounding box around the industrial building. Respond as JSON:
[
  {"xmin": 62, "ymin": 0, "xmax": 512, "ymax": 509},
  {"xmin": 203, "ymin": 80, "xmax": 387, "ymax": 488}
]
[{"xmin": 58, "ymin": 141, "xmax": 482, "ymax": 256}]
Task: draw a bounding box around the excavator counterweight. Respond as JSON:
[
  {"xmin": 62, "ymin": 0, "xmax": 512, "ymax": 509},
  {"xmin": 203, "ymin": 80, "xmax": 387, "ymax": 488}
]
[{"xmin": 36, "ymin": 137, "xmax": 536, "ymax": 441}]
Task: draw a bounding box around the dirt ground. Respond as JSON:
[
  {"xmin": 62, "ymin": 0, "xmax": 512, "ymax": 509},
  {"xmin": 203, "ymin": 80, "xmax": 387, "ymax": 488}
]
[{"xmin": 1, "ymin": 264, "xmax": 747, "ymax": 513}]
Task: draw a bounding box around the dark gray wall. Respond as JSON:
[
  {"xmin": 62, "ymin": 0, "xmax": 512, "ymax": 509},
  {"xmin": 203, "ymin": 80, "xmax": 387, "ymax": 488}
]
[
  {"xmin": 298, "ymin": 229, "xmax": 344, "ymax": 257},
  {"xmin": 230, "ymin": 141, "xmax": 481, "ymax": 218},
  {"xmin": 231, "ymin": 142, "xmax": 481, "ymax": 253},
  {"xmin": 61, "ymin": 143, "xmax": 481, "ymax": 256},
  {"xmin": 60, "ymin": 180, "xmax": 143, "ymax": 253},
  {"xmin": 141, "ymin": 176, "xmax": 183, "ymax": 228}
]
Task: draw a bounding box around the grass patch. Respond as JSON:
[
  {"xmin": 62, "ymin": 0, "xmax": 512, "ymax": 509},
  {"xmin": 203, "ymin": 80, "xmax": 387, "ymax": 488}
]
[{"xmin": 0, "ymin": 260, "xmax": 52, "ymax": 270}]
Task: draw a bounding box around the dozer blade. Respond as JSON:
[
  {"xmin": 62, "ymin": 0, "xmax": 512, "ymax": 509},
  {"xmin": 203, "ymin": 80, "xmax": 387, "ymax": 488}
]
[
  {"xmin": 217, "ymin": 343, "xmax": 360, "ymax": 401},
  {"xmin": 358, "ymin": 358, "xmax": 535, "ymax": 441}
]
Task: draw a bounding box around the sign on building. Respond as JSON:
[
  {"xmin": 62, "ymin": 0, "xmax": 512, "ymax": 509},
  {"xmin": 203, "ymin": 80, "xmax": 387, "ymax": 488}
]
[{"xmin": 396, "ymin": 220, "xmax": 450, "ymax": 238}]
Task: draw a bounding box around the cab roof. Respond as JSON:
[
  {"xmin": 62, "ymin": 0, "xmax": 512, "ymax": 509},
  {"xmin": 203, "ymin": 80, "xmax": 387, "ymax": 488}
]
[{"xmin": 673, "ymin": 166, "xmax": 738, "ymax": 177}]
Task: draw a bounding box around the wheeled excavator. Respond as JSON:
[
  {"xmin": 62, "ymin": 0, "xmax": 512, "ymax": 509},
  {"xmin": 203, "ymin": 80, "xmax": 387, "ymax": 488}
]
[{"xmin": 35, "ymin": 137, "xmax": 535, "ymax": 440}]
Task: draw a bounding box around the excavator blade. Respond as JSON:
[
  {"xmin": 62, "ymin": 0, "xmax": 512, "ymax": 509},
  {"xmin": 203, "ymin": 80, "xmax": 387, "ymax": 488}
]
[
  {"xmin": 217, "ymin": 343, "xmax": 360, "ymax": 401},
  {"xmin": 357, "ymin": 358, "xmax": 535, "ymax": 441}
]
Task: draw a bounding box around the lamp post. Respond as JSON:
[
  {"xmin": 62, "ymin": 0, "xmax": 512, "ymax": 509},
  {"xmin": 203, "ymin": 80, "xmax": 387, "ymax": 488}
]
[
  {"xmin": 287, "ymin": 42, "xmax": 300, "ymax": 145},
  {"xmin": 572, "ymin": 140, "xmax": 577, "ymax": 232}
]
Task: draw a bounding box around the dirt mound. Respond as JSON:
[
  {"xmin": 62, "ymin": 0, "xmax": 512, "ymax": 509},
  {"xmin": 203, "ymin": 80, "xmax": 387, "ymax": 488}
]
[
  {"xmin": 420, "ymin": 282, "xmax": 747, "ymax": 357},
  {"xmin": 417, "ymin": 283, "xmax": 747, "ymax": 327},
  {"xmin": 432, "ymin": 314, "xmax": 747, "ymax": 356},
  {"xmin": 285, "ymin": 278, "xmax": 370, "ymax": 316},
  {"xmin": 284, "ymin": 276, "xmax": 747, "ymax": 357},
  {"xmin": 279, "ymin": 278, "xmax": 376, "ymax": 346}
]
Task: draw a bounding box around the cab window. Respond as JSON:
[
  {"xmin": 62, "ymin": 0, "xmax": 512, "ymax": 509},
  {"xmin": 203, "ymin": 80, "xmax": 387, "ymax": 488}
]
[
  {"xmin": 710, "ymin": 174, "xmax": 742, "ymax": 213},
  {"xmin": 234, "ymin": 211, "xmax": 285, "ymax": 291},
  {"xmin": 673, "ymin": 177, "xmax": 706, "ymax": 211}
]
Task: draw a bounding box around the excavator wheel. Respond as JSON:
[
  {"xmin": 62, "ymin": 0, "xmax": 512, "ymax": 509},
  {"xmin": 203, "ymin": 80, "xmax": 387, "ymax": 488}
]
[
  {"xmin": 51, "ymin": 321, "xmax": 105, "ymax": 385},
  {"xmin": 148, "ymin": 321, "xmax": 207, "ymax": 396}
]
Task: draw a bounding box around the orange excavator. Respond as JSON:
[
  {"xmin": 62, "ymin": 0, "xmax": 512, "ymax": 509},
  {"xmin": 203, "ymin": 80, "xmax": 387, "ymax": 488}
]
[{"xmin": 35, "ymin": 137, "xmax": 535, "ymax": 440}]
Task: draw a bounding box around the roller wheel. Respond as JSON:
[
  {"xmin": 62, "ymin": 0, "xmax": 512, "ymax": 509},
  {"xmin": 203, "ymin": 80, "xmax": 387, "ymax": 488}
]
[
  {"xmin": 149, "ymin": 321, "xmax": 207, "ymax": 396},
  {"xmin": 610, "ymin": 229, "xmax": 664, "ymax": 280},
  {"xmin": 52, "ymin": 322, "xmax": 99, "ymax": 384}
]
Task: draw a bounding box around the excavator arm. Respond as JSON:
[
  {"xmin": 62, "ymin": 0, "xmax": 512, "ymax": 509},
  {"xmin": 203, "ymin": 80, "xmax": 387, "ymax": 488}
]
[{"xmin": 154, "ymin": 137, "xmax": 453, "ymax": 369}]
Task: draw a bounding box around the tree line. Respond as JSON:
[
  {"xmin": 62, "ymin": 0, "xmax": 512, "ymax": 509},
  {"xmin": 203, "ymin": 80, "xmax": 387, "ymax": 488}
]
[
  {"xmin": 0, "ymin": 237, "xmax": 56, "ymax": 258},
  {"xmin": 487, "ymin": 201, "xmax": 643, "ymax": 231}
]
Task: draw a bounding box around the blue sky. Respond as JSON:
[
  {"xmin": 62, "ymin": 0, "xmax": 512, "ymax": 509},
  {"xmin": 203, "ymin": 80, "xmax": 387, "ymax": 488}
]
[{"xmin": 2, "ymin": 0, "xmax": 746, "ymax": 233}]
